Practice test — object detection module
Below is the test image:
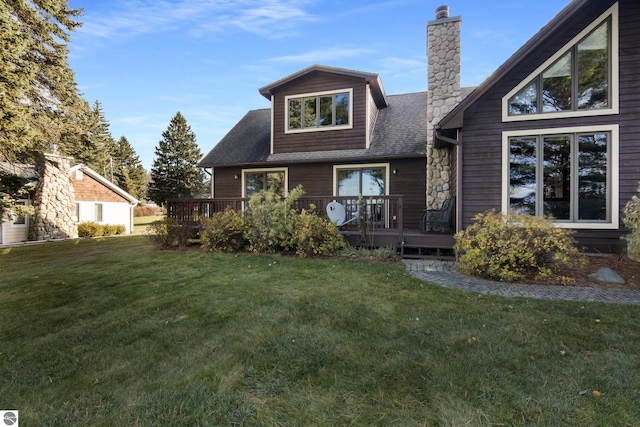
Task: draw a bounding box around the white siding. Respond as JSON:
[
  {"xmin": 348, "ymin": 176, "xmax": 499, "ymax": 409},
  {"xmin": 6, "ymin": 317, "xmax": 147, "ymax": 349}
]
[{"xmin": 76, "ymin": 201, "xmax": 134, "ymax": 233}]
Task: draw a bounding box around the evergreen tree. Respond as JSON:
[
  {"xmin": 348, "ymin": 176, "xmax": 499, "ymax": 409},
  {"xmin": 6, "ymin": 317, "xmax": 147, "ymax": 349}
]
[
  {"xmin": 113, "ymin": 136, "xmax": 146, "ymax": 201},
  {"xmin": 66, "ymin": 100, "xmax": 116, "ymax": 175},
  {"xmin": 0, "ymin": 0, "xmax": 83, "ymax": 162},
  {"xmin": 1, "ymin": 0, "xmax": 82, "ymax": 218},
  {"xmin": 148, "ymin": 112, "xmax": 206, "ymax": 206}
]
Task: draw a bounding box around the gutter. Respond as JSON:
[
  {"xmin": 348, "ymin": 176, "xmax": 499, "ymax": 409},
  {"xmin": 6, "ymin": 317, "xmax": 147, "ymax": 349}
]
[{"xmin": 435, "ymin": 128, "xmax": 460, "ymax": 145}]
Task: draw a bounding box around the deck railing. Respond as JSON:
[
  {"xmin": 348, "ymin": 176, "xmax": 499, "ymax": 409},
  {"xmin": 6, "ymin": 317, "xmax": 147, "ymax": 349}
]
[{"xmin": 167, "ymin": 195, "xmax": 404, "ymax": 233}]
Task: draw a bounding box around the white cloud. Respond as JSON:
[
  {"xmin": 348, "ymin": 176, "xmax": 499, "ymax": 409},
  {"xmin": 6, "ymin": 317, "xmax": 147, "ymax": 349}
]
[
  {"xmin": 269, "ymin": 48, "xmax": 373, "ymax": 64},
  {"xmin": 78, "ymin": 0, "xmax": 318, "ymax": 40}
]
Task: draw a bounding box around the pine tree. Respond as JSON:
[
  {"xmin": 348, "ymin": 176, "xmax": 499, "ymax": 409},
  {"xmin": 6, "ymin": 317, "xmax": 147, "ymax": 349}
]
[
  {"xmin": 1, "ymin": 0, "xmax": 82, "ymax": 219},
  {"xmin": 113, "ymin": 136, "xmax": 146, "ymax": 201},
  {"xmin": 0, "ymin": 0, "xmax": 83, "ymax": 162},
  {"xmin": 148, "ymin": 112, "xmax": 206, "ymax": 206},
  {"xmin": 66, "ymin": 100, "xmax": 116, "ymax": 175}
]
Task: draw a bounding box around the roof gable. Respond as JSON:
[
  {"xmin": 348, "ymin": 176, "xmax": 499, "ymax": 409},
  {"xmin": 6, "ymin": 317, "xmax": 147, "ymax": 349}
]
[
  {"xmin": 198, "ymin": 92, "xmax": 428, "ymax": 167},
  {"xmin": 439, "ymin": 0, "xmax": 606, "ymax": 130},
  {"xmin": 259, "ymin": 64, "xmax": 389, "ymax": 109},
  {"xmin": 70, "ymin": 164, "xmax": 138, "ymax": 204}
]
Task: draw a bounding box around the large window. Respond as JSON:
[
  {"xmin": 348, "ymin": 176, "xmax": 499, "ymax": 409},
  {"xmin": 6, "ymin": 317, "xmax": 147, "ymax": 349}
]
[
  {"xmin": 503, "ymin": 4, "xmax": 618, "ymax": 121},
  {"xmin": 286, "ymin": 89, "xmax": 352, "ymax": 133},
  {"xmin": 334, "ymin": 165, "xmax": 388, "ymax": 227},
  {"xmin": 336, "ymin": 166, "xmax": 386, "ymax": 197},
  {"xmin": 505, "ymin": 126, "xmax": 618, "ymax": 227},
  {"xmin": 243, "ymin": 169, "xmax": 287, "ymax": 197}
]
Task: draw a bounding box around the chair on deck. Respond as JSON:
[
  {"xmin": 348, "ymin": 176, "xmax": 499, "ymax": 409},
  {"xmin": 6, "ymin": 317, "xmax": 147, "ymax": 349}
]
[{"xmin": 420, "ymin": 196, "xmax": 456, "ymax": 234}]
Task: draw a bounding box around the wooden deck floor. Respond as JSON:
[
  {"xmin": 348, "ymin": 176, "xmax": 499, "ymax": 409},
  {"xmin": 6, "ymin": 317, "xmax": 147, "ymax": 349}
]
[{"xmin": 341, "ymin": 228, "xmax": 456, "ymax": 259}]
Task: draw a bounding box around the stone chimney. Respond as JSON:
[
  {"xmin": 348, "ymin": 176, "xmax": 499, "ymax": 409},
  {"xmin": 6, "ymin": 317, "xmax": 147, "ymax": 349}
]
[
  {"xmin": 29, "ymin": 150, "xmax": 78, "ymax": 241},
  {"xmin": 426, "ymin": 5, "xmax": 461, "ymax": 207}
]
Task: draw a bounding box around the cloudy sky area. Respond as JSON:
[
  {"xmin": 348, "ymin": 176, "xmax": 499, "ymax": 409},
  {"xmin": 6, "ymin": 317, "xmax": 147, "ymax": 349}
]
[{"xmin": 67, "ymin": 0, "xmax": 570, "ymax": 169}]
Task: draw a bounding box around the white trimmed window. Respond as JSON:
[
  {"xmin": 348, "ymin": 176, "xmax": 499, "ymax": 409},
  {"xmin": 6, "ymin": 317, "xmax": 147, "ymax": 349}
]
[
  {"xmin": 334, "ymin": 164, "xmax": 388, "ymax": 197},
  {"xmin": 503, "ymin": 3, "xmax": 618, "ymax": 122},
  {"xmin": 333, "ymin": 164, "xmax": 390, "ymax": 227},
  {"xmin": 95, "ymin": 203, "xmax": 103, "ymax": 222},
  {"xmin": 10, "ymin": 200, "xmax": 29, "ymax": 227},
  {"xmin": 502, "ymin": 125, "xmax": 618, "ymax": 229},
  {"xmin": 286, "ymin": 89, "xmax": 353, "ymax": 133},
  {"xmin": 242, "ymin": 168, "xmax": 288, "ymax": 197}
]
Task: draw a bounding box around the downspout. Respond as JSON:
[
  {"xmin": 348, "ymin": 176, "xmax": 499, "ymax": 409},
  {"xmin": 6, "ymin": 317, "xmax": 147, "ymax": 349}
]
[{"xmin": 435, "ymin": 127, "xmax": 462, "ymax": 233}]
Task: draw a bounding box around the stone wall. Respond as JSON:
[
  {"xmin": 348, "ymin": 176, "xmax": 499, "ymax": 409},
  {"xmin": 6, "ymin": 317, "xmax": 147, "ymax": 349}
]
[
  {"xmin": 426, "ymin": 7, "xmax": 461, "ymax": 208},
  {"xmin": 29, "ymin": 152, "xmax": 78, "ymax": 241}
]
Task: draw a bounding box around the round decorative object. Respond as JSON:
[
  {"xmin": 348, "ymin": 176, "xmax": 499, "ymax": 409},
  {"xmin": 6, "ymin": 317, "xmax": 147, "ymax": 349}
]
[{"xmin": 326, "ymin": 202, "xmax": 346, "ymax": 226}]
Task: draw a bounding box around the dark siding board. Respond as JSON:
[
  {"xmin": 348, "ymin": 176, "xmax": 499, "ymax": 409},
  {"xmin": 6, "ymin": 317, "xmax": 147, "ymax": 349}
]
[
  {"xmin": 457, "ymin": 0, "xmax": 638, "ymax": 253},
  {"xmin": 212, "ymin": 159, "xmax": 427, "ymax": 230},
  {"xmin": 289, "ymin": 164, "xmax": 334, "ymax": 196},
  {"xmin": 390, "ymin": 158, "xmax": 427, "ymax": 228},
  {"xmin": 214, "ymin": 167, "xmax": 243, "ymax": 198},
  {"xmin": 272, "ymin": 72, "xmax": 368, "ymax": 154}
]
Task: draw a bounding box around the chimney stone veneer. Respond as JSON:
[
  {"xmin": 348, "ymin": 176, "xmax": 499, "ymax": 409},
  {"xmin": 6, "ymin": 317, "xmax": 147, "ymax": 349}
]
[
  {"xmin": 426, "ymin": 7, "xmax": 461, "ymax": 208},
  {"xmin": 29, "ymin": 151, "xmax": 78, "ymax": 241}
]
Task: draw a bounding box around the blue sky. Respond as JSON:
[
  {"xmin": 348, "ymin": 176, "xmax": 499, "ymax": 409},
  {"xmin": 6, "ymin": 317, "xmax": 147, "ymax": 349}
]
[{"xmin": 67, "ymin": 0, "xmax": 570, "ymax": 170}]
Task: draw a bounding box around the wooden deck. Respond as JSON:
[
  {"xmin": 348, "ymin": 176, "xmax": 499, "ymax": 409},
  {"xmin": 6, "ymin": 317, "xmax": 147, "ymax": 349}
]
[
  {"xmin": 167, "ymin": 196, "xmax": 456, "ymax": 259},
  {"xmin": 340, "ymin": 228, "xmax": 455, "ymax": 259}
]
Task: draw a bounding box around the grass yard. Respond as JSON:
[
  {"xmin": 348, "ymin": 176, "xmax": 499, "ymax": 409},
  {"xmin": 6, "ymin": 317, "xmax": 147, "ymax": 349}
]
[
  {"xmin": 133, "ymin": 215, "xmax": 164, "ymax": 234},
  {"xmin": 1, "ymin": 236, "xmax": 639, "ymax": 426}
]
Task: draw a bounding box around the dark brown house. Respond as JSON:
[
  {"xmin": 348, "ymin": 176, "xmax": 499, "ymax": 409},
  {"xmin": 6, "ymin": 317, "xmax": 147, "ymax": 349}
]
[
  {"xmin": 436, "ymin": 0, "xmax": 638, "ymax": 253},
  {"xmin": 196, "ymin": 65, "xmax": 441, "ymax": 250},
  {"xmin": 192, "ymin": 0, "xmax": 638, "ymax": 254}
]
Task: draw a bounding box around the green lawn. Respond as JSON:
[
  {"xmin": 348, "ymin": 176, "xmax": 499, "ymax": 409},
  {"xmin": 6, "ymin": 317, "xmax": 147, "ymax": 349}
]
[
  {"xmin": 133, "ymin": 215, "xmax": 164, "ymax": 234},
  {"xmin": 1, "ymin": 236, "xmax": 639, "ymax": 426}
]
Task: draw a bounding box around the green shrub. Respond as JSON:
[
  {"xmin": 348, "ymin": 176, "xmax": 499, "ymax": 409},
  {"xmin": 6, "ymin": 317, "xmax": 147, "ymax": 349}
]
[
  {"xmin": 200, "ymin": 209, "xmax": 248, "ymax": 253},
  {"xmin": 244, "ymin": 186, "xmax": 304, "ymax": 254},
  {"xmin": 454, "ymin": 210, "xmax": 584, "ymax": 284},
  {"xmin": 114, "ymin": 225, "xmax": 126, "ymax": 235},
  {"xmin": 148, "ymin": 217, "xmax": 195, "ymax": 249},
  {"xmin": 623, "ymin": 183, "xmax": 640, "ymax": 261},
  {"xmin": 77, "ymin": 221, "xmax": 104, "ymax": 238},
  {"xmin": 289, "ymin": 209, "xmax": 346, "ymax": 257},
  {"xmin": 102, "ymin": 224, "xmax": 119, "ymax": 236},
  {"xmin": 339, "ymin": 245, "xmax": 398, "ymax": 261}
]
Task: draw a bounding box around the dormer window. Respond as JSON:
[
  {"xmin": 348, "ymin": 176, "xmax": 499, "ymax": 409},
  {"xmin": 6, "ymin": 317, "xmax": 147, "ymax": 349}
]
[
  {"xmin": 285, "ymin": 89, "xmax": 353, "ymax": 133},
  {"xmin": 503, "ymin": 4, "xmax": 618, "ymax": 122}
]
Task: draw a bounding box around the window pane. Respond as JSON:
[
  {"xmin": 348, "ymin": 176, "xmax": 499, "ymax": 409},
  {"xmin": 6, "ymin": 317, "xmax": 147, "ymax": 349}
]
[
  {"xmin": 319, "ymin": 96, "xmax": 333, "ymax": 126},
  {"xmin": 335, "ymin": 93, "xmax": 349, "ymax": 125},
  {"xmin": 288, "ymin": 99, "xmax": 301, "ymax": 129},
  {"xmin": 266, "ymin": 172, "xmax": 285, "ymax": 195},
  {"xmin": 13, "ymin": 201, "xmax": 27, "ymax": 225},
  {"xmin": 509, "ymin": 137, "xmax": 537, "ymax": 215},
  {"xmin": 543, "ymin": 135, "xmax": 571, "ymax": 219},
  {"xmin": 245, "ymin": 172, "xmax": 264, "ymax": 197},
  {"xmin": 543, "ymin": 52, "xmax": 572, "ymax": 112},
  {"xmin": 337, "ymin": 169, "xmax": 360, "ymax": 196},
  {"xmin": 95, "ymin": 203, "xmax": 103, "ymax": 222},
  {"xmin": 578, "ymin": 21, "xmax": 608, "ymax": 110},
  {"xmin": 509, "ymin": 81, "xmax": 538, "ymax": 115},
  {"xmin": 361, "ymin": 168, "xmax": 385, "ymax": 196},
  {"xmin": 304, "ymin": 97, "xmax": 317, "ymax": 128},
  {"xmin": 578, "ymin": 133, "xmax": 608, "ymax": 220}
]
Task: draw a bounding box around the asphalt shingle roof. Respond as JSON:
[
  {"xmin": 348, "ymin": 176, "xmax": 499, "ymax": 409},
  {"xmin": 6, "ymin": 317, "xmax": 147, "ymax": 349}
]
[{"xmin": 199, "ymin": 91, "xmax": 430, "ymax": 167}]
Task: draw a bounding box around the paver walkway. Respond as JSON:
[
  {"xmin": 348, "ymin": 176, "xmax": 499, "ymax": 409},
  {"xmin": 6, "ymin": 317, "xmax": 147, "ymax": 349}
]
[{"xmin": 403, "ymin": 259, "xmax": 640, "ymax": 305}]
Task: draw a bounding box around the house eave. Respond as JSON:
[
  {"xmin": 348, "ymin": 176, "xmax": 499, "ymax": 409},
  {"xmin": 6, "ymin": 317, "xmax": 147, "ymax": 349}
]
[
  {"xmin": 438, "ymin": 0, "xmax": 591, "ymax": 130},
  {"xmin": 70, "ymin": 164, "xmax": 139, "ymax": 205},
  {"xmin": 258, "ymin": 64, "xmax": 389, "ymax": 108},
  {"xmin": 199, "ymin": 153, "xmax": 426, "ymax": 169}
]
